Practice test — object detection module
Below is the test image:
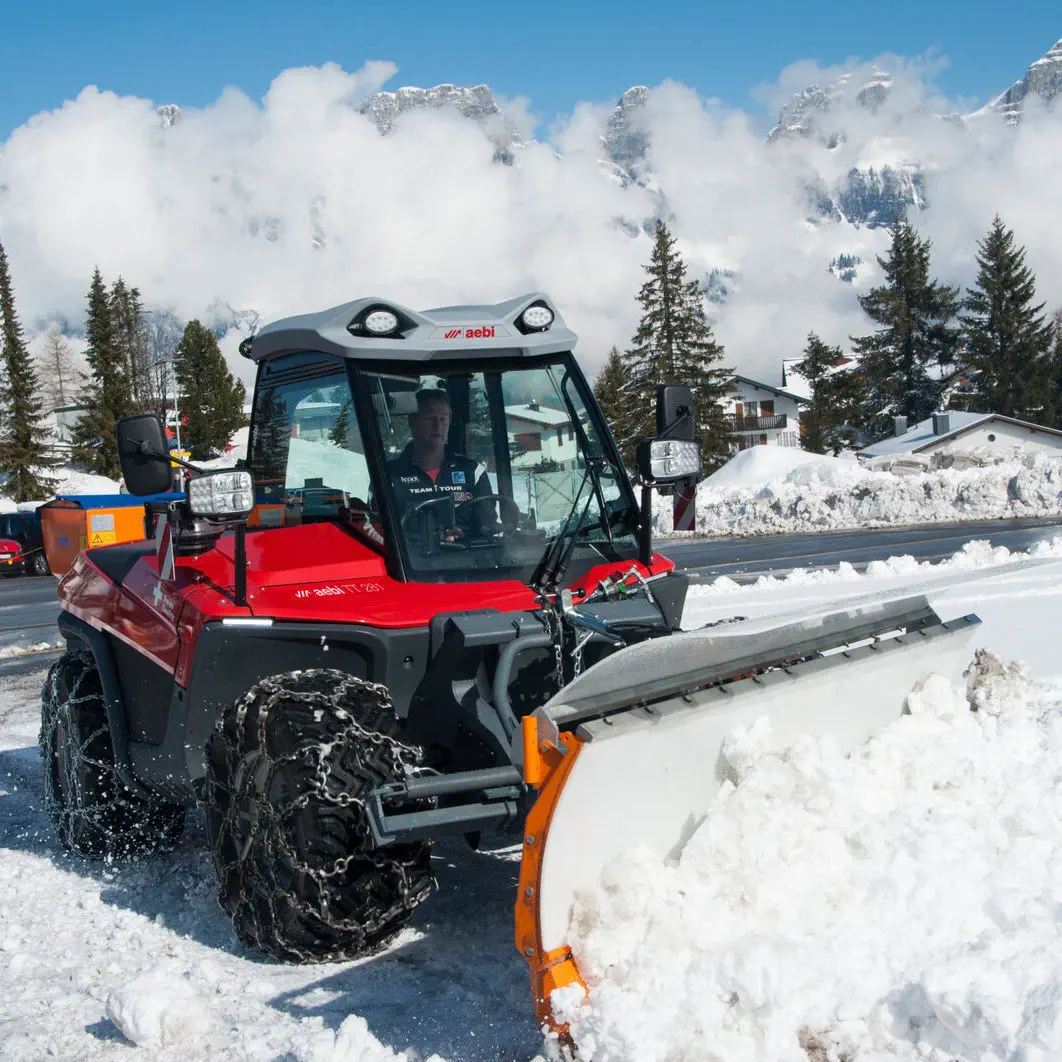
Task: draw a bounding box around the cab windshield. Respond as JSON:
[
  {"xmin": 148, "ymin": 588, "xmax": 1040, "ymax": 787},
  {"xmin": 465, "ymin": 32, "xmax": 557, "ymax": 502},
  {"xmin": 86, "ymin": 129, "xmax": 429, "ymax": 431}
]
[{"xmin": 360, "ymin": 358, "xmax": 639, "ymax": 582}]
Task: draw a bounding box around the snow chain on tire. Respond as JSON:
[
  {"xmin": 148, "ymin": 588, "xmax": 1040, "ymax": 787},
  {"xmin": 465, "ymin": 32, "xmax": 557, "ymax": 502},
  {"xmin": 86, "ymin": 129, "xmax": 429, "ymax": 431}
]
[
  {"xmin": 203, "ymin": 669, "xmax": 435, "ymax": 963},
  {"xmin": 39, "ymin": 649, "xmax": 186, "ymax": 858}
]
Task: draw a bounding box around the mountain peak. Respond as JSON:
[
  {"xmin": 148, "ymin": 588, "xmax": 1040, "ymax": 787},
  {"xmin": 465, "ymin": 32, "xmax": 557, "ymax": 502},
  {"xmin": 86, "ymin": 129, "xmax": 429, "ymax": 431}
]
[
  {"xmin": 361, "ymin": 83, "xmax": 504, "ymax": 131},
  {"xmin": 603, "ymin": 86, "xmax": 651, "ymax": 173},
  {"xmin": 986, "ymin": 38, "xmax": 1062, "ymax": 124},
  {"xmin": 358, "ymin": 83, "xmax": 522, "ymax": 161},
  {"xmin": 156, "ymin": 104, "xmax": 181, "ymax": 128},
  {"xmin": 768, "ymin": 67, "xmax": 892, "ymax": 143}
]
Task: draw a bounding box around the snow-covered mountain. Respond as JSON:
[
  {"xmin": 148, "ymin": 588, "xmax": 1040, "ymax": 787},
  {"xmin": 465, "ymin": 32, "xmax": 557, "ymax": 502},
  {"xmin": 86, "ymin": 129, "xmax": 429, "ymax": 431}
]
[
  {"xmin": 133, "ymin": 39, "xmax": 1059, "ymax": 337},
  {"xmin": 154, "ymin": 84, "xmax": 526, "ymax": 161},
  {"xmin": 594, "ymin": 39, "xmax": 1061, "ymax": 230},
  {"xmin": 983, "ymin": 37, "xmax": 1062, "ymax": 124},
  {"xmin": 767, "ymin": 69, "xmax": 894, "ymax": 145},
  {"xmin": 602, "ymin": 86, "xmax": 651, "ymax": 182},
  {"xmin": 761, "ymin": 39, "xmax": 1062, "ymax": 226},
  {"xmin": 359, "ymin": 83, "xmax": 523, "ymax": 162}
]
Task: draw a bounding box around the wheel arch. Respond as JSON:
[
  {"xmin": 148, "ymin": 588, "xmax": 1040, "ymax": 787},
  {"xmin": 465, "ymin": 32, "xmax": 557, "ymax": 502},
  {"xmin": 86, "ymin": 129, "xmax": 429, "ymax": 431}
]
[{"xmin": 55, "ymin": 611, "xmax": 150, "ymax": 799}]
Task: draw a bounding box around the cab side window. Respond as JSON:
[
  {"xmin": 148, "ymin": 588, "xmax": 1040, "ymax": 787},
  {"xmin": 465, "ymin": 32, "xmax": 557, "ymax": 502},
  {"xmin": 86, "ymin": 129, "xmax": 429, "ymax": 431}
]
[{"xmin": 249, "ymin": 353, "xmax": 371, "ymax": 521}]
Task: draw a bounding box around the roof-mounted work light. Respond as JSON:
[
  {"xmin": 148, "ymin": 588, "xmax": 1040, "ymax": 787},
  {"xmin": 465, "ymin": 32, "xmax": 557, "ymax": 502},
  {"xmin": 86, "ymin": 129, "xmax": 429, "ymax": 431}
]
[
  {"xmin": 347, "ymin": 305, "xmax": 406, "ymax": 339},
  {"xmin": 364, "ymin": 309, "xmax": 400, "ymax": 335},
  {"xmin": 518, "ymin": 304, "xmax": 554, "ymax": 332},
  {"xmin": 521, "ymin": 305, "xmax": 553, "ymax": 329}
]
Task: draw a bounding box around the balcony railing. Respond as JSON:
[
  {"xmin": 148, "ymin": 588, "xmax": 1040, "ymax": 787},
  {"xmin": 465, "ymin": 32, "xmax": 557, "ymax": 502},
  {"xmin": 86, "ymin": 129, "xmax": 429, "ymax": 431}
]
[{"xmin": 723, "ymin": 413, "xmax": 788, "ymax": 433}]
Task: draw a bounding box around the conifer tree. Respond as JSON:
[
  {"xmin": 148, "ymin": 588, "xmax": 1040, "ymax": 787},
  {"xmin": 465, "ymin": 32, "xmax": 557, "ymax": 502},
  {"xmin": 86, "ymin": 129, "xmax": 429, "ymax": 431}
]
[
  {"xmin": 0, "ymin": 241, "xmax": 54, "ymax": 500},
  {"xmin": 37, "ymin": 324, "xmax": 81, "ymax": 410},
  {"xmin": 792, "ymin": 332, "xmax": 868, "ymax": 455},
  {"xmin": 851, "ymin": 220, "xmax": 959, "ymax": 433},
  {"xmin": 961, "ymin": 216, "xmax": 1054, "ymax": 421},
  {"xmin": 71, "ymin": 268, "xmax": 134, "ymax": 477},
  {"xmin": 174, "ymin": 321, "xmax": 247, "ymax": 459},
  {"xmin": 111, "ymin": 279, "xmax": 152, "ymax": 411},
  {"xmin": 1048, "ymin": 309, "xmax": 1062, "ymax": 428},
  {"xmin": 628, "ymin": 221, "xmax": 732, "ymax": 469},
  {"xmin": 593, "ymin": 346, "xmax": 637, "ymax": 465},
  {"xmin": 330, "ymin": 400, "xmax": 353, "ymax": 447}
]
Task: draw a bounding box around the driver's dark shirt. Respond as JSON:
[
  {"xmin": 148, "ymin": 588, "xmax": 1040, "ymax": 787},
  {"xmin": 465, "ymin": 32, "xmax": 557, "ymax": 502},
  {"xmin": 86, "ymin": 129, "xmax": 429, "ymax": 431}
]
[{"xmin": 387, "ymin": 445, "xmax": 495, "ymax": 532}]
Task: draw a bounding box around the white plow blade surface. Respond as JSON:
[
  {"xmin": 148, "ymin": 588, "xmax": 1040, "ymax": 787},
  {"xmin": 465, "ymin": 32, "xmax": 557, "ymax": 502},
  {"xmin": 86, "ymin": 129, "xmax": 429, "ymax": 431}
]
[{"xmin": 535, "ymin": 604, "xmax": 979, "ymax": 955}]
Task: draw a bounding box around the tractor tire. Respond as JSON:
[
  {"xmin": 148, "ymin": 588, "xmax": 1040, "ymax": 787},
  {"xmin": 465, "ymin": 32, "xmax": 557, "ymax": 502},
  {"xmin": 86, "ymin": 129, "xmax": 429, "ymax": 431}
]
[
  {"xmin": 203, "ymin": 669, "xmax": 434, "ymax": 963},
  {"xmin": 39, "ymin": 649, "xmax": 186, "ymax": 857},
  {"xmin": 31, "ymin": 551, "xmax": 50, "ymax": 576}
]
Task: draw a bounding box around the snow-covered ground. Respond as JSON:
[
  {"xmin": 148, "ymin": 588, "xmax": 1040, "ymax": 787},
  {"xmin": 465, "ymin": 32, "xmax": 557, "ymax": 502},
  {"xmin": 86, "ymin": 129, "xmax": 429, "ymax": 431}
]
[
  {"xmin": 0, "ymin": 664, "xmax": 539, "ymax": 1061},
  {"xmin": 654, "ymin": 448, "xmax": 1062, "ymax": 537},
  {"xmin": 0, "ymin": 468, "xmax": 122, "ymax": 513},
  {"xmin": 3, "ymin": 542, "xmax": 1062, "ymax": 1060}
]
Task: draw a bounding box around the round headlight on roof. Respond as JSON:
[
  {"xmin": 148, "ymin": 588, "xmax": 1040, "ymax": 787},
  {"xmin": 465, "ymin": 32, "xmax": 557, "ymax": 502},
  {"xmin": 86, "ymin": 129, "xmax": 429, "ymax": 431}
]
[
  {"xmin": 519, "ymin": 305, "xmax": 554, "ymax": 331},
  {"xmin": 364, "ymin": 309, "xmax": 400, "ymax": 335}
]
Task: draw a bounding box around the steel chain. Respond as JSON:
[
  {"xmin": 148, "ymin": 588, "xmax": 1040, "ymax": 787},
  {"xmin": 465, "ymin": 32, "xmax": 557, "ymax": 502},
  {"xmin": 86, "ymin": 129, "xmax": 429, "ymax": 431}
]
[{"xmin": 207, "ymin": 670, "xmax": 432, "ymax": 962}]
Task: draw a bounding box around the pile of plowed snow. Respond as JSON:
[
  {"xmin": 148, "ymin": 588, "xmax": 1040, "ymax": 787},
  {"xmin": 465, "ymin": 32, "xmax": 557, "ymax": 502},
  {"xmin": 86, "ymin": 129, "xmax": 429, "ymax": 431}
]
[
  {"xmin": 700, "ymin": 446, "xmax": 869, "ymax": 493},
  {"xmin": 687, "ymin": 536, "xmax": 1062, "ymax": 598},
  {"xmin": 654, "ymin": 449, "xmax": 1062, "ymax": 536},
  {"xmin": 554, "ymin": 651, "xmax": 1062, "ymax": 1061}
]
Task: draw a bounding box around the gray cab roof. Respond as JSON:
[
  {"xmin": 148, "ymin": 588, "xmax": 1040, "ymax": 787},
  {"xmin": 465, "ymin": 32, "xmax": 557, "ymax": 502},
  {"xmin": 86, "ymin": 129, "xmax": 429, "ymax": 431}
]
[{"xmin": 246, "ymin": 292, "xmax": 578, "ymax": 362}]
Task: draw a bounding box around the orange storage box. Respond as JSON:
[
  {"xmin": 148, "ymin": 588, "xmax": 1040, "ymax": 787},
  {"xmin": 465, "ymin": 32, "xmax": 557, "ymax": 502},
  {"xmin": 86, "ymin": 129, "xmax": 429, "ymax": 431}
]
[{"xmin": 40, "ymin": 493, "xmax": 183, "ymax": 577}]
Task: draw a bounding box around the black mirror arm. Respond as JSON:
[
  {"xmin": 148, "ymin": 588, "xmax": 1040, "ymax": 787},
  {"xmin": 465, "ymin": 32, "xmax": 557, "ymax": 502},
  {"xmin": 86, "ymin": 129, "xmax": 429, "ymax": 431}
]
[
  {"xmin": 657, "ymin": 408, "xmax": 693, "ymax": 439},
  {"xmin": 129, "ymin": 439, "xmax": 204, "ymax": 475}
]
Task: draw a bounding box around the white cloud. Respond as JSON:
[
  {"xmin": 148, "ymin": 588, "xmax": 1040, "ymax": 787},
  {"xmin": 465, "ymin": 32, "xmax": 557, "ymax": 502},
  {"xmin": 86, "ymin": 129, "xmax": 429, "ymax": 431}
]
[{"xmin": 0, "ymin": 54, "xmax": 1059, "ymax": 391}]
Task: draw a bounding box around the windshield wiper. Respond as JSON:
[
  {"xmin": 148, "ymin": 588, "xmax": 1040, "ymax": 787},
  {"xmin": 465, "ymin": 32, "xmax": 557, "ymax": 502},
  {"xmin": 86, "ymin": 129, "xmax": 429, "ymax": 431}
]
[
  {"xmin": 555, "ymin": 369, "xmax": 619, "ymax": 550},
  {"xmin": 530, "ymin": 464, "xmax": 596, "ymax": 593}
]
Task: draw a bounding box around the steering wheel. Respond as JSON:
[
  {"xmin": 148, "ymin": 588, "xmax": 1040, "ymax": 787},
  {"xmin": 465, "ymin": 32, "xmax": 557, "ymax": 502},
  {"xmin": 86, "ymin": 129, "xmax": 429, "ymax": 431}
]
[
  {"xmin": 400, "ymin": 494, "xmax": 456, "ymax": 535},
  {"xmin": 456, "ymin": 493, "xmax": 522, "ymax": 534}
]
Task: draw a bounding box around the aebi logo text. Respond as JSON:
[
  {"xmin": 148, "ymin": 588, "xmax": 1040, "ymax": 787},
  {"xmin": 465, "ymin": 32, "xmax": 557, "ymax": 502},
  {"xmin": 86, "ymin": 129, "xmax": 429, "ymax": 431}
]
[{"xmin": 444, "ymin": 326, "xmax": 495, "ymax": 340}]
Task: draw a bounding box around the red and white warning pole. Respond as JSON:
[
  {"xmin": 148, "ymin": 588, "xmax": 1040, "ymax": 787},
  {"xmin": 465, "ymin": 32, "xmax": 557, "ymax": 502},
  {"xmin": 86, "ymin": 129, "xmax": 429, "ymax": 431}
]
[
  {"xmin": 153, "ymin": 512, "xmax": 175, "ymax": 581},
  {"xmin": 672, "ymin": 482, "xmax": 696, "ymax": 532}
]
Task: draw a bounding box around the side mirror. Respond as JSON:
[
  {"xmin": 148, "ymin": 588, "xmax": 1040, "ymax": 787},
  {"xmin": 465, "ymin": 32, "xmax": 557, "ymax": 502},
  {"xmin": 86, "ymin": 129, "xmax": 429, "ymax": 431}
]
[
  {"xmin": 116, "ymin": 415, "xmax": 173, "ymax": 497},
  {"xmin": 636, "ymin": 385, "xmax": 701, "ymax": 489},
  {"xmin": 656, "ymin": 385, "xmax": 695, "ymax": 441}
]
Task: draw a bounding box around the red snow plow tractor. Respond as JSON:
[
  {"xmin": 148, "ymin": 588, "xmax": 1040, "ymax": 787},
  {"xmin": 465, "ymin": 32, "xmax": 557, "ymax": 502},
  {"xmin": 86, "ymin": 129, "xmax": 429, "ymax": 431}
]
[{"xmin": 40, "ymin": 294, "xmax": 980, "ymax": 1025}]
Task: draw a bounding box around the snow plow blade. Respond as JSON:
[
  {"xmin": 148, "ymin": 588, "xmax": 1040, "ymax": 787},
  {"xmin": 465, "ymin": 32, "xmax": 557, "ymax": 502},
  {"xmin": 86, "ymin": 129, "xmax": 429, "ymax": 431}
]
[{"xmin": 515, "ymin": 596, "xmax": 981, "ymax": 1030}]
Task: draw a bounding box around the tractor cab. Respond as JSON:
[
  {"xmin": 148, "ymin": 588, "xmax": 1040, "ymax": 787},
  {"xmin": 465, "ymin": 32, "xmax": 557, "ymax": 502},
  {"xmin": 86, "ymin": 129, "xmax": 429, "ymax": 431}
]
[{"xmin": 243, "ymin": 295, "xmax": 644, "ymax": 586}]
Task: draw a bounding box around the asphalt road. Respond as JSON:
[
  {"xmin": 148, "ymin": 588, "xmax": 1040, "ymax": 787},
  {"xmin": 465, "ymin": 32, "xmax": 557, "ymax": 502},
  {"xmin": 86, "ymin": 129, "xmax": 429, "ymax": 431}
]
[
  {"xmin": 2, "ymin": 515, "xmax": 1060, "ymax": 676},
  {"xmin": 0, "ymin": 573, "xmax": 63, "ymax": 676}
]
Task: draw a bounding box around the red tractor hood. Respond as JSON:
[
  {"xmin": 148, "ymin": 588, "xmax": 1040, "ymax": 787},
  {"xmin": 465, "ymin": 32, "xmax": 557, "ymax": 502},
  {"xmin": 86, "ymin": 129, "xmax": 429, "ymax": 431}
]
[
  {"xmin": 210, "ymin": 522, "xmax": 672, "ymax": 629},
  {"xmin": 0, "ymin": 537, "xmax": 22, "ymax": 555}
]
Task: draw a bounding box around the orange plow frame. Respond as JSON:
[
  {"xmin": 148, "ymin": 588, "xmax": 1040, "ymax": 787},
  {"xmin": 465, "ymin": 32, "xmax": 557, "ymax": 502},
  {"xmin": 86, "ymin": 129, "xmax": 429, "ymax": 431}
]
[{"xmin": 515, "ymin": 713, "xmax": 588, "ymax": 1035}]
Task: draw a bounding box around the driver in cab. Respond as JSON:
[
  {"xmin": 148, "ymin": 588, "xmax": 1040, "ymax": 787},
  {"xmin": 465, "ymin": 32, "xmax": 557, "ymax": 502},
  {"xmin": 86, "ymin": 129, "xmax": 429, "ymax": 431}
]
[{"xmin": 388, "ymin": 389, "xmax": 496, "ymax": 539}]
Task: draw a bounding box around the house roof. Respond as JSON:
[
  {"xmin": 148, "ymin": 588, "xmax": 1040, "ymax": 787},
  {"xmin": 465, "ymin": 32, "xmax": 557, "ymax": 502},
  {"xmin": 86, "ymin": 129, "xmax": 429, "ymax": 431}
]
[
  {"xmin": 728, "ymin": 374, "xmax": 809, "ymax": 405},
  {"xmin": 504, "ymin": 403, "xmax": 569, "ymax": 426},
  {"xmin": 779, "ymin": 360, "xmax": 812, "ymax": 401},
  {"xmin": 860, "ymin": 412, "xmax": 1062, "ymax": 457}
]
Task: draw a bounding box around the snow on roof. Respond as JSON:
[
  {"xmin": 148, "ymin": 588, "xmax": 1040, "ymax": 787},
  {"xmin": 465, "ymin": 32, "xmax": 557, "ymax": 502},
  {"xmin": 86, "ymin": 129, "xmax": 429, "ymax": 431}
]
[
  {"xmin": 504, "ymin": 403, "xmax": 569, "ymax": 426},
  {"xmin": 860, "ymin": 412, "xmax": 1062, "ymax": 457},
  {"xmin": 728, "ymin": 374, "xmax": 808, "ymax": 405},
  {"xmin": 779, "ymin": 360, "xmax": 812, "ymax": 401}
]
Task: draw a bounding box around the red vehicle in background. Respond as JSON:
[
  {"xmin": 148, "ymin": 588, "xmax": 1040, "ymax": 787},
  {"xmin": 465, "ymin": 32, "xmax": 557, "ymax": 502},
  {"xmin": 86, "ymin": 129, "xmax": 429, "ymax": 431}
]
[{"xmin": 0, "ymin": 534, "xmax": 26, "ymax": 575}]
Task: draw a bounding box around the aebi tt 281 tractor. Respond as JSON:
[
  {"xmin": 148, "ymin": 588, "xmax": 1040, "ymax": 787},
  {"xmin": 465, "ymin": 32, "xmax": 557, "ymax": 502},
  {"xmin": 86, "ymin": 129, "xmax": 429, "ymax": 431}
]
[{"xmin": 40, "ymin": 293, "xmax": 980, "ymax": 1026}]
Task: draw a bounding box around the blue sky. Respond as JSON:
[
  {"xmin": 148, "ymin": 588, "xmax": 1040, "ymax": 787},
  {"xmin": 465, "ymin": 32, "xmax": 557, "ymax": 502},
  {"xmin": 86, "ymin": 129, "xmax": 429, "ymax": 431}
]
[{"xmin": 3, "ymin": 0, "xmax": 1059, "ymax": 139}]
